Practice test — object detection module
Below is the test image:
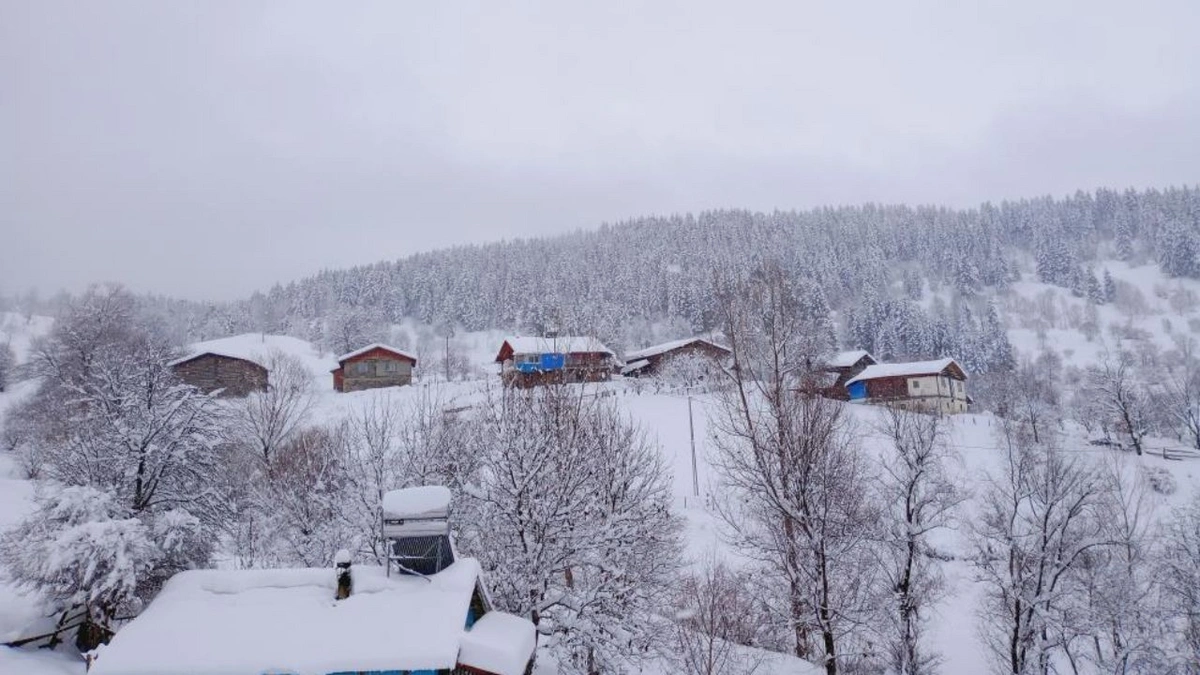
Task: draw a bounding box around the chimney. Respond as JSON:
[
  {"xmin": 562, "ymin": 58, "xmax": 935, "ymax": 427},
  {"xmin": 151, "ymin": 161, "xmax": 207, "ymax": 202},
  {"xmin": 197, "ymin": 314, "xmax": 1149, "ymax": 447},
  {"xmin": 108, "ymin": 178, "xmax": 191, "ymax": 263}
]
[{"xmin": 334, "ymin": 549, "xmax": 352, "ymax": 599}]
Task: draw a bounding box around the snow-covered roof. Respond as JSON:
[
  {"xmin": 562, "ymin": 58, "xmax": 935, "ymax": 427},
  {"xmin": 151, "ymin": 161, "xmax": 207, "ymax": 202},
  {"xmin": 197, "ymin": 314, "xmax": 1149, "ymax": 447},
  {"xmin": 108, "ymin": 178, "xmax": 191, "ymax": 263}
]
[
  {"xmin": 336, "ymin": 343, "xmax": 417, "ymax": 364},
  {"xmin": 458, "ymin": 611, "xmax": 539, "ymax": 675},
  {"xmin": 90, "ymin": 561, "xmax": 485, "ymax": 675},
  {"xmin": 169, "ymin": 333, "xmax": 337, "ymax": 376},
  {"xmin": 382, "ymin": 485, "xmax": 452, "ymax": 520},
  {"xmin": 624, "ymin": 337, "xmax": 730, "ymax": 362},
  {"xmin": 845, "ymin": 357, "xmax": 964, "ymax": 385},
  {"xmin": 498, "ymin": 336, "xmax": 614, "ymax": 359},
  {"xmin": 621, "ymin": 359, "xmax": 650, "ymax": 375},
  {"xmin": 826, "ymin": 349, "xmax": 875, "ymax": 369}
]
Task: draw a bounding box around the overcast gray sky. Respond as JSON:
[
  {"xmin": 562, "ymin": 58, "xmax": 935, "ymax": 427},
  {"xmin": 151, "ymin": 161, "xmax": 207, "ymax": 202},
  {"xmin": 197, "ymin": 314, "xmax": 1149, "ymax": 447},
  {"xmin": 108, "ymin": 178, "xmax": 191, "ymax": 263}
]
[{"xmin": 3, "ymin": 1, "xmax": 1198, "ymax": 300}]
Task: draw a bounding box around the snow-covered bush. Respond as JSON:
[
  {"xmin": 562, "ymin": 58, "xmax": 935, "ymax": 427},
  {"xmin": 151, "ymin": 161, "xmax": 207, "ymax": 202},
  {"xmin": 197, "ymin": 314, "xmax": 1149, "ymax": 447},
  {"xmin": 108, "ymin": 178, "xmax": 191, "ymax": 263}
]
[
  {"xmin": 0, "ymin": 486, "xmax": 211, "ymax": 650},
  {"xmin": 1142, "ymin": 465, "xmax": 1178, "ymax": 495},
  {"xmin": 0, "ymin": 341, "xmax": 14, "ymax": 392}
]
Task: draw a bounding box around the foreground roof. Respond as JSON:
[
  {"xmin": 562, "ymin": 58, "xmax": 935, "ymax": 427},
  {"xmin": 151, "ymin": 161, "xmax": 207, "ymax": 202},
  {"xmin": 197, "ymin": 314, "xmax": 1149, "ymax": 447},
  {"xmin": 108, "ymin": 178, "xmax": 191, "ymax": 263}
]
[
  {"xmin": 498, "ymin": 336, "xmax": 614, "ymax": 359},
  {"xmin": 826, "ymin": 349, "xmax": 876, "ymax": 369},
  {"xmin": 624, "ymin": 337, "xmax": 731, "ymax": 362},
  {"xmin": 336, "ymin": 343, "xmax": 418, "ymax": 364},
  {"xmin": 90, "ymin": 561, "xmax": 482, "ymax": 675},
  {"xmin": 846, "ymin": 357, "xmax": 963, "ymax": 385}
]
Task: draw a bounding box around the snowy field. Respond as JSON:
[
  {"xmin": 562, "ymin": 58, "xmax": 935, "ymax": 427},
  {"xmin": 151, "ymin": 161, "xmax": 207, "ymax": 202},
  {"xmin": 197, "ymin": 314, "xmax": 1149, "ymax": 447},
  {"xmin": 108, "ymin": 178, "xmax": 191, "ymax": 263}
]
[{"xmin": 3, "ymin": 304, "xmax": 1200, "ymax": 674}]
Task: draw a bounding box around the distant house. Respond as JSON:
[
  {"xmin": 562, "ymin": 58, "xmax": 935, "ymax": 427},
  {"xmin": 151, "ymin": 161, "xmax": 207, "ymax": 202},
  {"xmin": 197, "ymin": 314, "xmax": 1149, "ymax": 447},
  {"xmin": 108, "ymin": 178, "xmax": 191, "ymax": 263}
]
[
  {"xmin": 819, "ymin": 350, "xmax": 878, "ymax": 400},
  {"xmin": 170, "ymin": 352, "xmax": 267, "ymax": 398},
  {"xmin": 844, "ymin": 357, "xmax": 969, "ymax": 414},
  {"xmin": 333, "ymin": 343, "xmax": 417, "ymax": 392},
  {"xmin": 89, "ymin": 486, "xmax": 537, "ymax": 675},
  {"xmin": 621, "ymin": 337, "xmax": 731, "ymax": 377},
  {"xmin": 494, "ymin": 336, "xmax": 617, "ymax": 386}
]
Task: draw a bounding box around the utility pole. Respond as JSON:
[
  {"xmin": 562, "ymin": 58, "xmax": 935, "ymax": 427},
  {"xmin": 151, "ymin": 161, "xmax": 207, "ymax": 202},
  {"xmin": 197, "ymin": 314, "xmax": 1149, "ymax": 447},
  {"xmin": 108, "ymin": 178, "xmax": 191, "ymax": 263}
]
[
  {"xmin": 688, "ymin": 388, "xmax": 699, "ymax": 498},
  {"xmin": 444, "ymin": 328, "xmax": 454, "ymax": 382}
]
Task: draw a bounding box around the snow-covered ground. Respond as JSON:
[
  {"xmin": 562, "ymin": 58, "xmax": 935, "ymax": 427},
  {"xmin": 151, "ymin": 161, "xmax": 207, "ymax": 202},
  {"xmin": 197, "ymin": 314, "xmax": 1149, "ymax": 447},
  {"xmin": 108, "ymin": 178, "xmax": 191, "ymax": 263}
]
[{"xmin": 3, "ymin": 291, "xmax": 1200, "ymax": 674}]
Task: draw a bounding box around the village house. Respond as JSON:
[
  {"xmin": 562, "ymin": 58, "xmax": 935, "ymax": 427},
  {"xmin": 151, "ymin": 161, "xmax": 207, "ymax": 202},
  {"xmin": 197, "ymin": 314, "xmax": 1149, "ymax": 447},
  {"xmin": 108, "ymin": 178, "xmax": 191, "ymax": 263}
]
[
  {"xmin": 620, "ymin": 337, "xmax": 731, "ymax": 377},
  {"xmin": 88, "ymin": 486, "xmax": 538, "ymax": 675},
  {"xmin": 332, "ymin": 343, "xmax": 418, "ymax": 392},
  {"xmin": 494, "ymin": 335, "xmax": 617, "ymax": 387},
  {"xmin": 817, "ymin": 349, "xmax": 878, "ymax": 400},
  {"xmin": 844, "ymin": 357, "xmax": 969, "ymax": 414},
  {"xmin": 169, "ymin": 351, "xmax": 268, "ymax": 398}
]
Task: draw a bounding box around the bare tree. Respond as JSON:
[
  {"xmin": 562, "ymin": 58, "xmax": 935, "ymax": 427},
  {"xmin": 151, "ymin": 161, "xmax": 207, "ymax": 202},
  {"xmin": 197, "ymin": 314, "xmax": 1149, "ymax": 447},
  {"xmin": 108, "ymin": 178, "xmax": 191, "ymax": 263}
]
[
  {"xmin": 232, "ymin": 350, "xmax": 316, "ymax": 463},
  {"xmin": 1162, "ymin": 338, "xmax": 1200, "ymax": 450},
  {"xmin": 0, "ymin": 341, "xmax": 14, "ymax": 392},
  {"xmin": 709, "ymin": 266, "xmax": 880, "ymax": 675},
  {"xmin": 973, "ymin": 424, "xmax": 1111, "ymax": 675},
  {"xmin": 671, "ymin": 554, "xmax": 765, "ymax": 675},
  {"xmin": 1088, "ymin": 348, "xmax": 1152, "ymax": 455},
  {"xmin": 1160, "ymin": 493, "xmax": 1200, "ymax": 673},
  {"xmin": 875, "ymin": 407, "xmax": 964, "ymax": 675},
  {"xmin": 339, "ymin": 392, "xmax": 403, "ymax": 563},
  {"xmin": 460, "ymin": 384, "xmax": 681, "ymax": 675}
]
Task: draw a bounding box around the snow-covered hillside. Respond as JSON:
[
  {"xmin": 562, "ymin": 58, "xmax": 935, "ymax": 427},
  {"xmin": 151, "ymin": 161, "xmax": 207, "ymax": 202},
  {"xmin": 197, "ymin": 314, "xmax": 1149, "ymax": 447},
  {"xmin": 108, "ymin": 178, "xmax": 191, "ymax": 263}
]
[{"xmin": 4, "ymin": 315, "xmax": 1200, "ymax": 674}]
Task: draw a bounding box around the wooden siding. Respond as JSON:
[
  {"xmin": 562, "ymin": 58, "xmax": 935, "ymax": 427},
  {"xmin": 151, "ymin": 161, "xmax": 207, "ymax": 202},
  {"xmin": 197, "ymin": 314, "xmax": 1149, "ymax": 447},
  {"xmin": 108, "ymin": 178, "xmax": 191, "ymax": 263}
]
[
  {"xmin": 333, "ymin": 346, "xmax": 416, "ymax": 392},
  {"xmin": 171, "ymin": 354, "xmax": 267, "ymax": 398},
  {"xmin": 629, "ymin": 341, "xmax": 730, "ymax": 377}
]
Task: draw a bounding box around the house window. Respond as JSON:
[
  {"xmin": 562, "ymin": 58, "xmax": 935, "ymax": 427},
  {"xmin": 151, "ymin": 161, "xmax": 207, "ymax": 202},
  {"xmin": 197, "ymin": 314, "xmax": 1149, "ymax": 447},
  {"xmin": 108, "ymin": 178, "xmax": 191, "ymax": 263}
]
[{"xmin": 911, "ymin": 380, "xmax": 920, "ymax": 389}]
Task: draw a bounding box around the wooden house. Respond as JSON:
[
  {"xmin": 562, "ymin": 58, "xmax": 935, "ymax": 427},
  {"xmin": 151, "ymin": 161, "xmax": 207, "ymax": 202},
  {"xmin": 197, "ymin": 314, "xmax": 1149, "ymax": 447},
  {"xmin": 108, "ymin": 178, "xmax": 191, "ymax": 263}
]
[
  {"xmin": 844, "ymin": 357, "xmax": 969, "ymax": 414},
  {"xmin": 818, "ymin": 350, "xmax": 878, "ymax": 400},
  {"xmin": 169, "ymin": 352, "xmax": 267, "ymax": 398},
  {"xmin": 620, "ymin": 337, "xmax": 731, "ymax": 377},
  {"xmin": 494, "ymin": 336, "xmax": 616, "ymax": 387},
  {"xmin": 332, "ymin": 343, "xmax": 417, "ymax": 392}
]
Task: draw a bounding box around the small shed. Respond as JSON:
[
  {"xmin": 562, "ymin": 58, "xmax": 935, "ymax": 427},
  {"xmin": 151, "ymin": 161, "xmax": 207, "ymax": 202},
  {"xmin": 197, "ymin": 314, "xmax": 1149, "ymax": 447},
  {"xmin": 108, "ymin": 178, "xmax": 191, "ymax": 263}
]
[
  {"xmin": 169, "ymin": 352, "xmax": 267, "ymax": 398},
  {"xmin": 621, "ymin": 337, "xmax": 731, "ymax": 378},
  {"xmin": 333, "ymin": 343, "xmax": 418, "ymax": 392},
  {"xmin": 819, "ymin": 350, "xmax": 878, "ymax": 400}
]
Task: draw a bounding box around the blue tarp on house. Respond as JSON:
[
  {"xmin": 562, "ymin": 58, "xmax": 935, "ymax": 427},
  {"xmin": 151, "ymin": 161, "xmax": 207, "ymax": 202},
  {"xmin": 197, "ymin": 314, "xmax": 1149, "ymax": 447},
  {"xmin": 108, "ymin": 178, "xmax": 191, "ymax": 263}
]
[{"xmin": 847, "ymin": 381, "xmax": 867, "ymax": 400}]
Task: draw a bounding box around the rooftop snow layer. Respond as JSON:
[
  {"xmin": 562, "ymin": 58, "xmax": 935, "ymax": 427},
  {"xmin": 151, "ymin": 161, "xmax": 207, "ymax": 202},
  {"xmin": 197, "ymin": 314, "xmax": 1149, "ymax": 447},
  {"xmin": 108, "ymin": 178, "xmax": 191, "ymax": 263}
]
[
  {"xmin": 336, "ymin": 342, "xmax": 418, "ymax": 364},
  {"xmin": 170, "ymin": 333, "xmax": 337, "ymax": 377},
  {"xmin": 621, "ymin": 359, "xmax": 650, "ymax": 375},
  {"xmin": 457, "ymin": 611, "xmax": 538, "ymax": 675},
  {"xmin": 845, "ymin": 357, "xmax": 961, "ymax": 385},
  {"xmin": 499, "ymin": 336, "xmax": 614, "ymax": 358},
  {"xmin": 382, "ymin": 485, "xmax": 452, "ymax": 519},
  {"xmin": 624, "ymin": 337, "xmax": 729, "ymax": 362},
  {"xmin": 827, "ymin": 349, "xmax": 875, "ymax": 368},
  {"xmin": 89, "ymin": 561, "xmax": 480, "ymax": 675}
]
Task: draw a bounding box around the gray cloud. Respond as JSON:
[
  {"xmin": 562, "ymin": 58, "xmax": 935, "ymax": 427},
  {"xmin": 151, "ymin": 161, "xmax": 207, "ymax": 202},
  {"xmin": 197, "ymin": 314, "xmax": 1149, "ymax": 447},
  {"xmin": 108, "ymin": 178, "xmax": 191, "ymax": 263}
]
[{"xmin": 3, "ymin": 0, "xmax": 1198, "ymax": 300}]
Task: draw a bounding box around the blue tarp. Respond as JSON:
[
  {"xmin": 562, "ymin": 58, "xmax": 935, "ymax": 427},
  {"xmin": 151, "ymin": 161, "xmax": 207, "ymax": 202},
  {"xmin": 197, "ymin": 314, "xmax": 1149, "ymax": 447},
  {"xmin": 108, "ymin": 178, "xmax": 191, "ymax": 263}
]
[{"xmin": 847, "ymin": 381, "xmax": 867, "ymax": 400}]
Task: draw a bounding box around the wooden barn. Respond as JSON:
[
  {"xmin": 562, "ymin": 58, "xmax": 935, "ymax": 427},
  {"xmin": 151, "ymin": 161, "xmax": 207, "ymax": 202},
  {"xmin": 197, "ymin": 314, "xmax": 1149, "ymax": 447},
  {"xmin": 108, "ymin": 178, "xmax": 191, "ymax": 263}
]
[
  {"xmin": 620, "ymin": 337, "xmax": 731, "ymax": 377},
  {"xmin": 844, "ymin": 357, "xmax": 969, "ymax": 414},
  {"xmin": 818, "ymin": 350, "xmax": 878, "ymax": 400},
  {"xmin": 170, "ymin": 351, "xmax": 267, "ymax": 398},
  {"xmin": 494, "ymin": 336, "xmax": 616, "ymax": 387},
  {"xmin": 332, "ymin": 343, "xmax": 417, "ymax": 392}
]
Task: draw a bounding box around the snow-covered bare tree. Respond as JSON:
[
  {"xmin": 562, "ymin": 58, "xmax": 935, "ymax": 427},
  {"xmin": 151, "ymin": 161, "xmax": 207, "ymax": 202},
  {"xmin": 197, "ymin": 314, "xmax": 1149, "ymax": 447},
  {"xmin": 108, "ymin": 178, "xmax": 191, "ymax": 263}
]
[
  {"xmin": 1159, "ymin": 493, "xmax": 1200, "ymax": 672},
  {"xmin": 2, "ymin": 286, "xmax": 231, "ymax": 649},
  {"xmin": 232, "ymin": 350, "xmax": 316, "ymax": 463},
  {"xmin": 1163, "ymin": 338, "xmax": 1200, "ymax": 450},
  {"xmin": 460, "ymin": 384, "xmax": 681, "ymax": 675},
  {"xmin": 972, "ymin": 424, "xmax": 1111, "ymax": 675},
  {"xmin": 709, "ymin": 266, "xmax": 880, "ymax": 675},
  {"xmin": 874, "ymin": 408, "xmax": 963, "ymax": 675},
  {"xmin": 0, "ymin": 341, "xmax": 14, "ymax": 392},
  {"xmin": 1088, "ymin": 347, "xmax": 1152, "ymax": 455},
  {"xmin": 339, "ymin": 392, "xmax": 404, "ymax": 563},
  {"xmin": 670, "ymin": 554, "xmax": 765, "ymax": 675}
]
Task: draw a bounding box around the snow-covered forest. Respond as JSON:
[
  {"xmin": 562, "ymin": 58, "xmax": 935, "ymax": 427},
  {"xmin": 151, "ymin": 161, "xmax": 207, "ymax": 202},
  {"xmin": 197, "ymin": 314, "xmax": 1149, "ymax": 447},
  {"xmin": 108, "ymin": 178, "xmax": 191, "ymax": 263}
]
[
  {"xmin": 77, "ymin": 185, "xmax": 1199, "ymax": 374},
  {"xmin": 3, "ymin": 184, "xmax": 1200, "ymax": 675}
]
